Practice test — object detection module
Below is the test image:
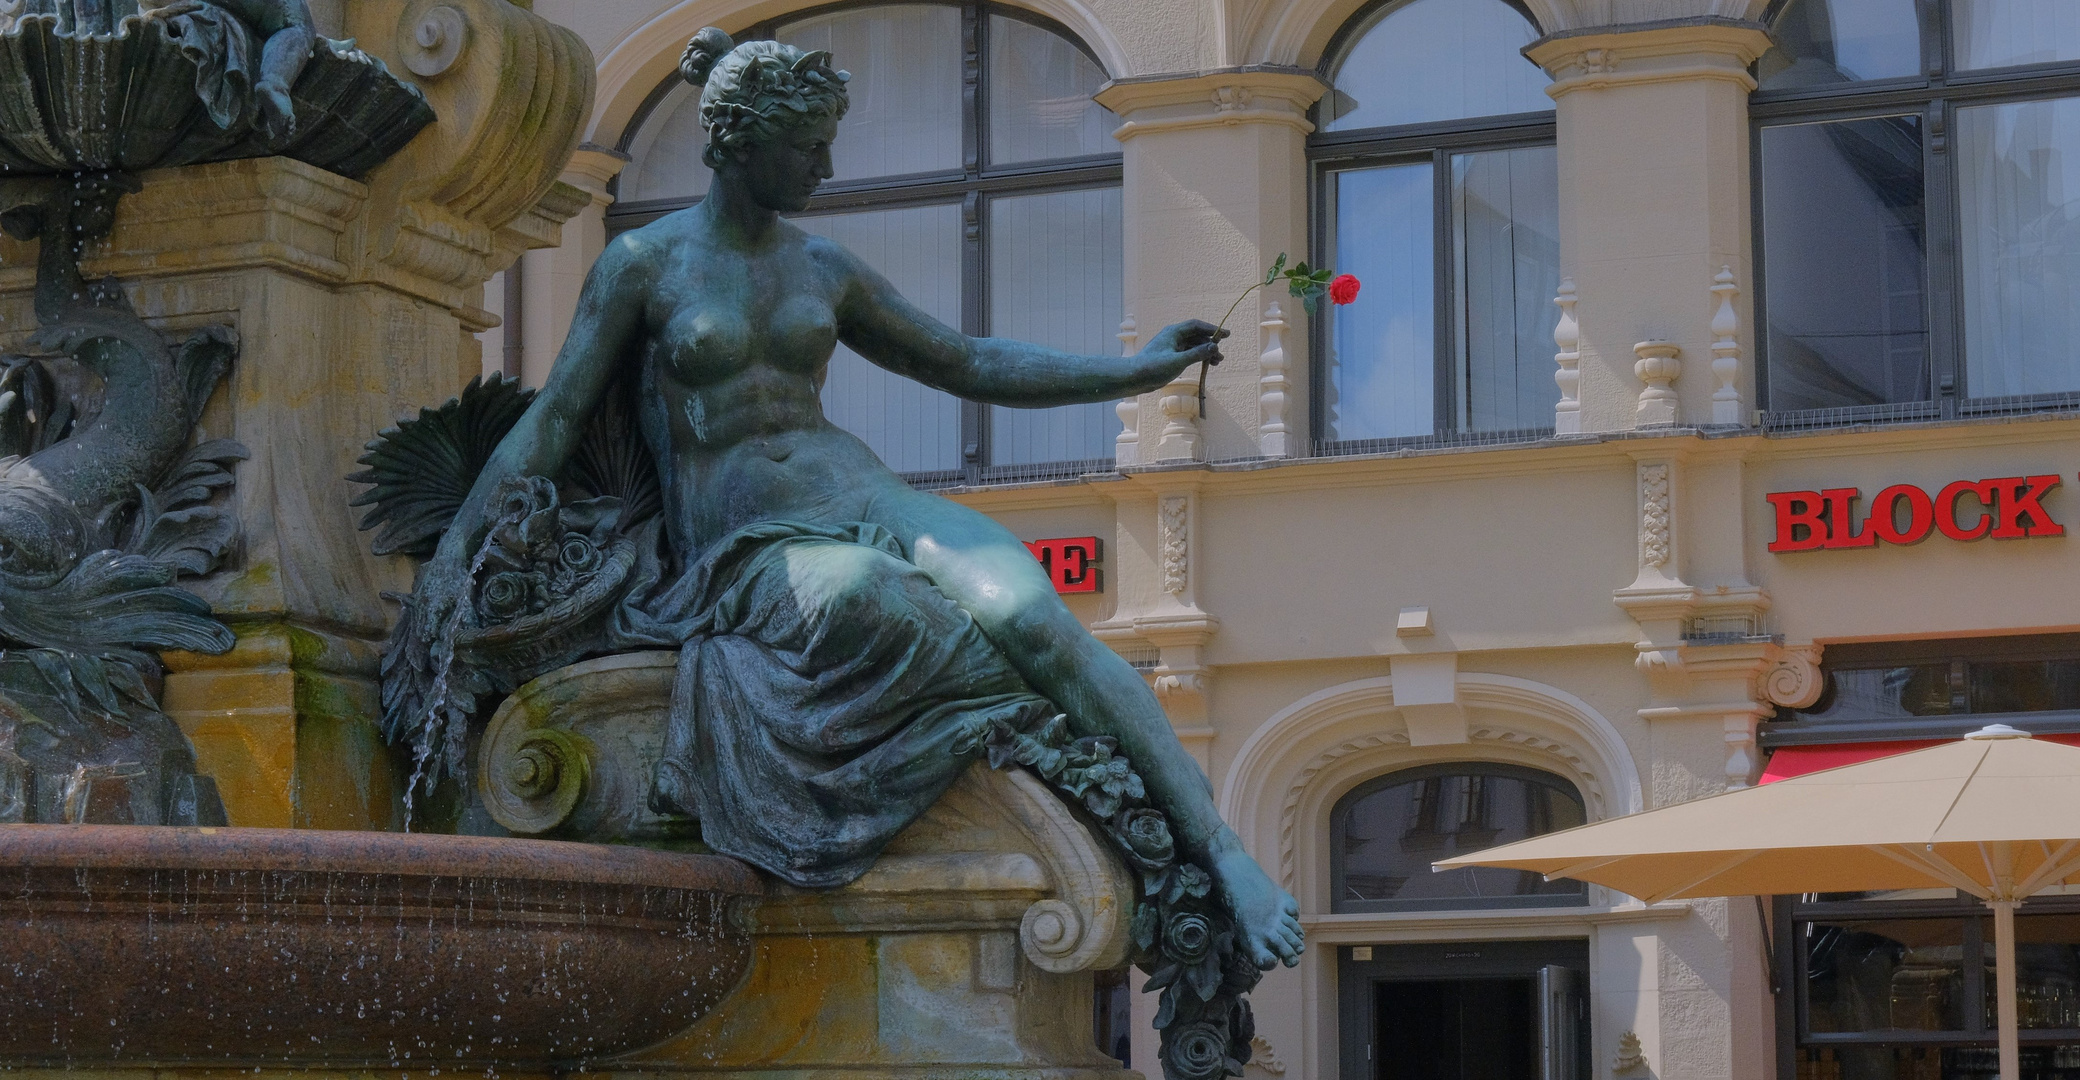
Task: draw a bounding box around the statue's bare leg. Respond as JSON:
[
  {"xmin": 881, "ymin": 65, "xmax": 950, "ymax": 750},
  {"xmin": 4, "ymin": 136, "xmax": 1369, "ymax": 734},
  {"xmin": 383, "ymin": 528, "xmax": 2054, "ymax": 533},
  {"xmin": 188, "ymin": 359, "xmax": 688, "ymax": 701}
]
[
  {"xmin": 253, "ymin": 23, "xmax": 312, "ymax": 142},
  {"xmin": 867, "ymin": 488, "xmax": 1303, "ymax": 968}
]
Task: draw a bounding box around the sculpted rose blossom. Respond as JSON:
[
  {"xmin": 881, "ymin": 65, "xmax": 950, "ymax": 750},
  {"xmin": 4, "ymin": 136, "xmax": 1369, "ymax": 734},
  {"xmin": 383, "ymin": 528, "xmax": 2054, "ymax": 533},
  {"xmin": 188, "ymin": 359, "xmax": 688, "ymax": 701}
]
[
  {"xmin": 1163, "ymin": 1022, "xmax": 1230, "ymax": 1080},
  {"xmin": 1115, "ymin": 807, "xmax": 1176, "ymax": 870},
  {"xmin": 1329, "ymin": 273, "xmax": 1360, "ymax": 306},
  {"xmin": 1163, "ymin": 911, "xmax": 1215, "ymax": 962}
]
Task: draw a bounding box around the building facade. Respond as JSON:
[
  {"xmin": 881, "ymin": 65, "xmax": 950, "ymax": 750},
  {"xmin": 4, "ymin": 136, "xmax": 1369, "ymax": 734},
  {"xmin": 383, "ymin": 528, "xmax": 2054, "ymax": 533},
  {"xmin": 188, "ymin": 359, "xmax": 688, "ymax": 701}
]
[{"xmin": 491, "ymin": 1, "xmax": 2080, "ymax": 1077}]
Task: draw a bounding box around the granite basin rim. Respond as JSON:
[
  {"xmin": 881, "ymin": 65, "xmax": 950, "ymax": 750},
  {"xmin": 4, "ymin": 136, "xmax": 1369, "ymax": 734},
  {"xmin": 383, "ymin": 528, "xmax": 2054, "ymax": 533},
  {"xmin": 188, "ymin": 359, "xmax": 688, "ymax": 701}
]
[
  {"xmin": 0, "ymin": 822, "xmax": 764, "ymax": 892},
  {"xmin": 0, "ymin": 825, "xmax": 762, "ymax": 1067}
]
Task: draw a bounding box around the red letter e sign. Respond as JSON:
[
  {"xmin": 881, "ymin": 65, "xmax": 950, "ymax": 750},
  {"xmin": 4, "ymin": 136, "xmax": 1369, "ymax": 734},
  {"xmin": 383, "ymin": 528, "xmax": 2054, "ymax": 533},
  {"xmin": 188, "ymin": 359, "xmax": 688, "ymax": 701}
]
[
  {"xmin": 1768, "ymin": 474, "xmax": 2064, "ymax": 553},
  {"xmin": 1025, "ymin": 537, "xmax": 1103, "ymax": 593}
]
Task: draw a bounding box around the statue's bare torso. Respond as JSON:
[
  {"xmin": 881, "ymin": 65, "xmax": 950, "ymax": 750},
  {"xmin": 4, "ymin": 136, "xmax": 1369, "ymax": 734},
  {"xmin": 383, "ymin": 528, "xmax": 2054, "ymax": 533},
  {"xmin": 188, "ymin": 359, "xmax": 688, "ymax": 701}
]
[{"xmin": 622, "ymin": 216, "xmax": 902, "ymax": 555}]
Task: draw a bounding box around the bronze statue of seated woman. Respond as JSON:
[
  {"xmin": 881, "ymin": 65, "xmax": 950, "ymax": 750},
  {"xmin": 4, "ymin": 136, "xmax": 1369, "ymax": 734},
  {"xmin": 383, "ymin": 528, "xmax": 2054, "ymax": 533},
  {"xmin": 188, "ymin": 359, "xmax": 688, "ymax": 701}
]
[{"xmin": 355, "ymin": 28, "xmax": 1300, "ymax": 1080}]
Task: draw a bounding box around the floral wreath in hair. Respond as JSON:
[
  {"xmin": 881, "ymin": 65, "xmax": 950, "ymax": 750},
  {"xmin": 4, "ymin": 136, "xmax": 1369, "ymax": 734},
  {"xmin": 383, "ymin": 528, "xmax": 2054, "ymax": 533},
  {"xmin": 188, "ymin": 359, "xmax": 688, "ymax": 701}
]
[{"xmin": 679, "ymin": 27, "xmax": 852, "ymax": 170}]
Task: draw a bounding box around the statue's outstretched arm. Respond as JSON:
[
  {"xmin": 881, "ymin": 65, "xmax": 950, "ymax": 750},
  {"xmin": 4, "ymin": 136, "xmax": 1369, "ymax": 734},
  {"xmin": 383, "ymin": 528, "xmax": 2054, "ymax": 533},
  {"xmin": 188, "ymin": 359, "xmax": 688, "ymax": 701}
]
[
  {"xmin": 428, "ymin": 237, "xmax": 650, "ymax": 569},
  {"xmin": 824, "ymin": 238, "xmax": 1224, "ymax": 408}
]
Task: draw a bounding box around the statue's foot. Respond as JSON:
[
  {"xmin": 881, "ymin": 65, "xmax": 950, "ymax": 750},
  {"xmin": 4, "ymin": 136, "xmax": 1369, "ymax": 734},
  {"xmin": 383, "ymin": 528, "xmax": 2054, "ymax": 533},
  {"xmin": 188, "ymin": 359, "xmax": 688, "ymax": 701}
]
[
  {"xmin": 1209, "ymin": 842, "xmax": 1303, "ymax": 970},
  {"xmin": 256, "ymin": 84, "xmax": 297, "ymax": 144}
]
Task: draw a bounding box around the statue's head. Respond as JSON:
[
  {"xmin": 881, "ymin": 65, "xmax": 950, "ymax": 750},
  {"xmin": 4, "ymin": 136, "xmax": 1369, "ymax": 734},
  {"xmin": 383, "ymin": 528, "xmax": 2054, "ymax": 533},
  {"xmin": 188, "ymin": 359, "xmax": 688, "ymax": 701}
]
[{"xmin": 680, "ymin": 27, "xmax": 851, "ymax": 211}]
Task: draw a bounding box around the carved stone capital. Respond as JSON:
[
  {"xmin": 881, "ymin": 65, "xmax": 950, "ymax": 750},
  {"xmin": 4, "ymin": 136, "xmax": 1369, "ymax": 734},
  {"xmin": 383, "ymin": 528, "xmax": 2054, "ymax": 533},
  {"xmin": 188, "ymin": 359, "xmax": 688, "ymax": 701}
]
[
  {"xmin": 1094, "ymin": 66, "xmax": 1327, "ymax": 142},
  {"xmin": 1525, "ymin": 17, "xmax": 1772, "ymax": 98}
]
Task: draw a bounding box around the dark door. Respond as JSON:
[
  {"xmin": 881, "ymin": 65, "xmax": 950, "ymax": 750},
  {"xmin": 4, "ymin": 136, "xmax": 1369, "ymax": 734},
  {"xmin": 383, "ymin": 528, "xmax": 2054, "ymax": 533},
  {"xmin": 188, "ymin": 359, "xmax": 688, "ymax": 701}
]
[{"xmin": 1339, "ymin": 940, "xmax": 1590, "ymax": 1080}]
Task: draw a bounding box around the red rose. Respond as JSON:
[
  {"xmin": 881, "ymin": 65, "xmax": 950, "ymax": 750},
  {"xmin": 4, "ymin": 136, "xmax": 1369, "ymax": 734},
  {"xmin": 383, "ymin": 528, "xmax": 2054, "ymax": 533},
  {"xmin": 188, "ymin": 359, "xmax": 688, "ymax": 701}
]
[{"xmin": 1329, "ymin": 274, "xmax": 1361, "ymax": 306}]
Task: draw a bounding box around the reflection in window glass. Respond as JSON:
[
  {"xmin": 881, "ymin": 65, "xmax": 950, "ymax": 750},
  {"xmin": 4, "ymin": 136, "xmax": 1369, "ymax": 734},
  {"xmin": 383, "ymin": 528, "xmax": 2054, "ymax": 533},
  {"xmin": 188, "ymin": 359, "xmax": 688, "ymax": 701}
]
[
  {"xmin": 779, "ymin": 5, "xmax": 963, "ymax": 182},
  {"xmin": 1967, "ymin": 659, "xmax": 2080, "ymax": 714},
  {"xmin": 1331, "ymin": 765, "xmax": 1586, "ymax": 913},
  {"xmin": 1954, "ymin": 0, "xmax": 2080, "ymax": 71},
  {"xmin": 796, "ymin": 205, "xmax": 964, "ymax": 473},
  {"xmin": 1761, "ymin": 117, "xmax": 1929, "ymax": 412},
  {"xmin": 1322, "ymin": 0, "xmax": 1550, "ymax": 132},
  {"xmin": 1987, "ymin": 913, "xmax": 2080, "ymax": 1028},
  {"xmin": 619, "ymin": 81, "xmax": 714, "ymax": 204},
  {"xmin": 1327, "ymin": 163, "xmax": 1434, "ymax": 442},
  {"xmin": 987, "ymin": 186, "xmax": 1122, "ymax": 466},
  {"xmin": 1453, "ymin": 145, "xmax": 1560, "ymax": 432},
  {"xmin": 1805, "ymin": 918, "xmax": 1969, "ymax": 1034},
  {"xmin": 1758, "ymin": 0, "xmax": 1923, "ymax": 90},
  {"xmin": 1958, "ymin": 97, "xmax": 2080, "ymax": 400},
  {"xmin": 987, "ymin": 15, "xmax": 1114, "ymax": 165},
  {"xmin": 1798, "ymin": 665, "xmax": 1954, "ymax": 721}
]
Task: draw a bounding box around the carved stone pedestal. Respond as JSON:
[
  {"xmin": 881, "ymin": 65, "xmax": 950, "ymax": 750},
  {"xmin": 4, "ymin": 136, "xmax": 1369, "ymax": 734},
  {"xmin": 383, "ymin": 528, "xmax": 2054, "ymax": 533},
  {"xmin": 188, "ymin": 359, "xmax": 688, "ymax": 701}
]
[
  {"xmin": 0, "ymin": 0, "xmax": 595, "ymax": 828},
  {"xmin": 476, "ymin": 654, "xmax": 1140, "ymax": 1080}
]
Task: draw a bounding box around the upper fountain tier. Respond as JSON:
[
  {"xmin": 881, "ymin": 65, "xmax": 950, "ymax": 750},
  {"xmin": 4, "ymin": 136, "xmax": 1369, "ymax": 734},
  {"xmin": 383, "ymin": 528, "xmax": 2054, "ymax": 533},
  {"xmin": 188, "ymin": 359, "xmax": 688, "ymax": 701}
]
[{"xmin": 0, "ymin": 2, "xmax": 433, "ymax": 179}]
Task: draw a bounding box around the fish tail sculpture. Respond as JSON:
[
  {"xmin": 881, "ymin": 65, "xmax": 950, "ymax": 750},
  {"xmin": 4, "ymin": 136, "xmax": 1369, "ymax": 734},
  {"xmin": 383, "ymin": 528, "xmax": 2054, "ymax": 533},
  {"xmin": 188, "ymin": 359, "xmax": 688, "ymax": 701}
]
[{"xmin": 0, "ymin": 173, "xmax": 247, "ymax": 824}]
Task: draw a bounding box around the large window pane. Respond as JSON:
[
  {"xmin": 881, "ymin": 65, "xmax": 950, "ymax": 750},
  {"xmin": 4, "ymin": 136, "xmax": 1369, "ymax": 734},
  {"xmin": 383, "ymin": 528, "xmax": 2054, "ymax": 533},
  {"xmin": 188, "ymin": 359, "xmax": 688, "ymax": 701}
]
[
  {"xmin": 1758, "ymin": 0, "xmax": 1923, "ymax": 90},
  {"xmin": 1332, "ymin": 765, "xmax": 1587, "ymax": 913},
  {"xmin": 1954, "ymin": 0, "xmax": 2080, "ymax": 71},
  {"xmin": 987, "ymin": 187, "xmax": 1122, "ymax": 467},
  {"xmin": 1958, "ymin": 96, "xmax": 2080, "ymax": 400},
  {"xmin": 1322, "ymin": 0, "xmax": 1551, "ymax": 132},
  {"xmin": 1983, "ymin": 913, "xmax": 2080, "ymax": 1029},
  {"xmin": 1760, "ymin": 117, "xmax": 1930, "ymax": 412},
  {"xmin": 987, "ymin": 15, "xmax": 1114, "ymax": 166},
  {"xmin": 1796, "ymin": 664, "xmax": 1956, "ymax": 722},
  {"xmin": 619, "ymin": 81, "xmax": 714, "ymax": 203},
  {"xmin": 1453, "ymin": 145, "xmax": 1560, "ymax": 432},
  {"xmin": 1804, "ymin": 918, "xmax": 1970, "ymax": 1033},
  {"xmin": 779, "ymin": 5, "xmax": 963, "ymax": 182},
  {"xmin": 1327, "ymin": 162, "xmax": 1435, "ymax": 442},
  {"xmin": 796, "ymin": 204, "xmax": 963, "ymax": 473}
]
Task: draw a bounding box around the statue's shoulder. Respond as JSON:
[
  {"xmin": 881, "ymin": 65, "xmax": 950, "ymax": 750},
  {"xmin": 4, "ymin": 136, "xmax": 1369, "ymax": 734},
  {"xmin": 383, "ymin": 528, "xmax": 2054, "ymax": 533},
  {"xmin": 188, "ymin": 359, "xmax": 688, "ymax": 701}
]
[{"xmin": 790, "ymin": 224, "xmax": 870, "ymax": 278}]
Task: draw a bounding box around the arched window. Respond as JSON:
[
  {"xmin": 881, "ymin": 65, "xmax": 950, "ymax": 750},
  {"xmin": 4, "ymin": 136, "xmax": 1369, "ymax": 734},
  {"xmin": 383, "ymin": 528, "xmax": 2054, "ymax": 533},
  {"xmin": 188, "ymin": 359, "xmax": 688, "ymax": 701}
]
[
  {"xmin": 1311, "ymin": 0, "xmax": 1558, "ymax": 452},
  {"xmin": 1330, "ymin": 762, "xmax": 1587, "ymax": 912},
  {"xmin": 1755, "ymin": 0, "xmax": 2080, "ymax": 426},
  {"xmin": 611, "ymin": 3, "xmax": 1122, "ymax": 484}
]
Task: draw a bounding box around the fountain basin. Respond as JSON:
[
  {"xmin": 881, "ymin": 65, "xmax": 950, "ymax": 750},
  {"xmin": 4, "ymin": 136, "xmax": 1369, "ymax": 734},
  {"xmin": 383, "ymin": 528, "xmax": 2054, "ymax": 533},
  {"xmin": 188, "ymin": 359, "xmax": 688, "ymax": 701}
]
[{"xmin": 0, "ymin": 824, "xmax": 760, "ymax": 1067}]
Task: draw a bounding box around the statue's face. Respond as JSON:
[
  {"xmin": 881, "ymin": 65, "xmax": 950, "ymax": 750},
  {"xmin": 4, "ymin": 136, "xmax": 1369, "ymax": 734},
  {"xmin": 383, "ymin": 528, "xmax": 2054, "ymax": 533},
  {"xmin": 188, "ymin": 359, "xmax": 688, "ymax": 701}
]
[{"xmin": 735, "ymin": 112, "xmax": 838, "ymax": 213}]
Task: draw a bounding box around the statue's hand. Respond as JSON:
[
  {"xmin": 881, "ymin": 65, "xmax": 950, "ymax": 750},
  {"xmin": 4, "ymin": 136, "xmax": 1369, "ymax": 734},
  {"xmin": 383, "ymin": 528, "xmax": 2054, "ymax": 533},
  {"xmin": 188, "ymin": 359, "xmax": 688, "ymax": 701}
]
[
  {"xmin": 1136, "ymin": 319, "xmax": 1228, "ymax": 382},
  {"xmin": 412, "ymin": 550, "xmax": 479, "ymax": 645}
]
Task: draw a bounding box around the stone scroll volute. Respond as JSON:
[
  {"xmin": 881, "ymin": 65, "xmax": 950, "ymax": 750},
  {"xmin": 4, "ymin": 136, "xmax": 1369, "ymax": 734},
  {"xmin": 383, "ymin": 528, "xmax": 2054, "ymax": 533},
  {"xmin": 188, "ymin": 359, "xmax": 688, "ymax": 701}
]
[{"xmin": 477, "ymin": 653, "xmax": 1136, "ymax": 975}]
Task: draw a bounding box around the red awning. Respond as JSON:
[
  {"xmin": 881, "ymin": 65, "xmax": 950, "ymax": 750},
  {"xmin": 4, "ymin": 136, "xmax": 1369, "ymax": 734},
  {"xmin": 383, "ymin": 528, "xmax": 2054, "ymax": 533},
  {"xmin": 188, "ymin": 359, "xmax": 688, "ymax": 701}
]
[{"xmin": 1761, "ymin": 732, "xmax": 2080, "ymax": 783}]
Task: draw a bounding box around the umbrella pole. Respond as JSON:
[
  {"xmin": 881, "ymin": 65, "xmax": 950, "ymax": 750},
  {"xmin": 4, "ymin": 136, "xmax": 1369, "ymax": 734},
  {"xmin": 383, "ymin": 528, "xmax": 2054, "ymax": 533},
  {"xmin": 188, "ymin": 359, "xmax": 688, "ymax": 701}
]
[{"xmin": 1993, "ymin": 896, "xmax": 2020, "ymax": 1080}]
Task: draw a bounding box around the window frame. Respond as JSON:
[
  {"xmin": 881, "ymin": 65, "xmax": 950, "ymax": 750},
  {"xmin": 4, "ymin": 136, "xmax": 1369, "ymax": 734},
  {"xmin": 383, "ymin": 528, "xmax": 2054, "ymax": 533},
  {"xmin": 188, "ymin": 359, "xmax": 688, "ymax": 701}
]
[
  {"xmin": 1751, "ymin": 0, "xmax": 2080, "ymax": 430},
  {"xmin": 605, "ymin": 1, "xmax": 1125, "ymax": 487},
  {"xmin": 1306, "ymin": 0, "xmax": 1560, "ymax": 456},
  {"xmin": 1774, "ymin": 890, "xmax": 2080, "ymax": 1067},
  {"xmin": 1328, "ymin": 760, "xmax": 1591, "ymax": 914},
  {"xmin": 1760, "ymin": 633, "xmax": 2080, "ymax": 746}
]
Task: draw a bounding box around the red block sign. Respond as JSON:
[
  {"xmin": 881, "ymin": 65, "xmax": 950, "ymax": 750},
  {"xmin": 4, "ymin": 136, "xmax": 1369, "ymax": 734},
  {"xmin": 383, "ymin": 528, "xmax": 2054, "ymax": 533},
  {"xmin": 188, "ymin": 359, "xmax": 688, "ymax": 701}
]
[
  {"xmin": 1767, "ymin": 475, "xmax": 2065, "ymax": 552},
  {"xmin": 1025, "ymin": 536, "xmax": 1103, "ymax": 593}
]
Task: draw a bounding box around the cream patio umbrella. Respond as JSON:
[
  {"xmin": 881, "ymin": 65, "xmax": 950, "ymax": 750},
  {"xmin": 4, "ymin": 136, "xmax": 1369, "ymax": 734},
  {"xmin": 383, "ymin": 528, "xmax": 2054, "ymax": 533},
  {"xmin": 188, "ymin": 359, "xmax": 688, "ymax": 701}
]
[{"xmin": 1434, "ymin": 724, "xmax": 2080, "ymax": 1080}]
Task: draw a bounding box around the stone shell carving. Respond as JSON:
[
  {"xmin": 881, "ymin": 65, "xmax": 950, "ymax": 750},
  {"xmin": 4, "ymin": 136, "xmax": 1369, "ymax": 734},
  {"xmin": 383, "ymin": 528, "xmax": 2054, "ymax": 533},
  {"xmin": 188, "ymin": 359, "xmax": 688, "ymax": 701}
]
[{"xmin": 0, "ymin": 15, "xmax": 434, "ymax": 178}]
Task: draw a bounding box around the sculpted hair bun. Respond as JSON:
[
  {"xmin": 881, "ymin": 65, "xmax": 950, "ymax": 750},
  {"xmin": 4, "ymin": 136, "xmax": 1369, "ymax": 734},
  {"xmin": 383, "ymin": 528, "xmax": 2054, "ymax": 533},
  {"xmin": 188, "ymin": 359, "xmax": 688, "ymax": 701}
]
[{"xmin": 679, "ymin": 27, "xmax": 734, "ymax": 86}]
